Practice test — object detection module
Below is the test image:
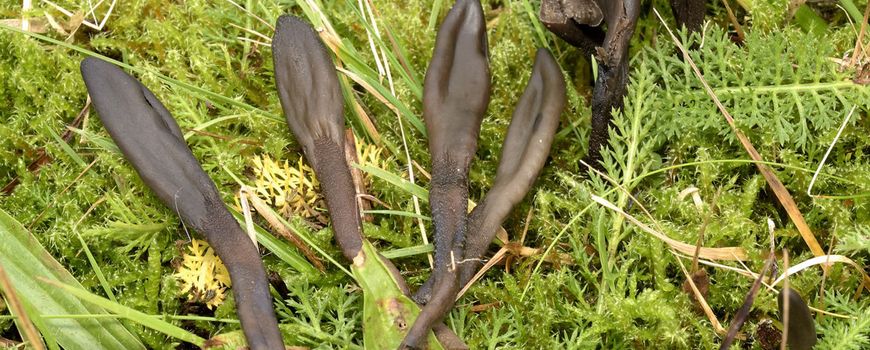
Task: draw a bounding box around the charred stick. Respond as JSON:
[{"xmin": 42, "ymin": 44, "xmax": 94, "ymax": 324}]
[{"xmin": 540, "ymin": 0, "xmax": 640, "ymax": 167}]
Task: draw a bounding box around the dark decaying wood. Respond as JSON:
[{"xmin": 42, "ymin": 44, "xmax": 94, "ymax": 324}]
[{"xmin": 541, "ymin": 0, "xmax": 705, "ymax": 168}]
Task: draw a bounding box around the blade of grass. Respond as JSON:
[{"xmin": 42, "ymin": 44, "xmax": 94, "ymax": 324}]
[
  {"xmin": 518, "ymin": 0, "xmax": 550, "ymax": 49},
  {"xmin": 428, "ymin": 0, "xmax": 444, "ymax": 31},
  {"xmin": 362, "ymin": 210, "xmax": 430, "ymax": 221},
  {"xmin": 0, "ymin": 208, "xmax": 144, "ymax": 349},
  {"xmin": 356, "ymin": 164, "xmax": 428, "ymax": 200},
  {"xmin": 0, "ymin": 263, "xmax": 46, "ymax": 350},
  {"xmin": 72, "ymin": 230, "xmax": 116, "ymax": 303},
  {"xmin": 39, "ymin": 278, "xmax": 205, "ymax": 347},
  {"xmin": 227, "ymin": 208, "xmax": 321, "ymax": 278},
  {"xmin": 47, "ymin": 128, "xmax": 86, "ymax": 168},
  {"xmin": 380, "ymin": 244, "xmax": 435, "ymax": 259}
]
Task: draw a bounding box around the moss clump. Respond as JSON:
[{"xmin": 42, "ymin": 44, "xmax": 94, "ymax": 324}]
[{"xmin": 1, "ymin": 0, "xmax": 869, "ymax": 348}]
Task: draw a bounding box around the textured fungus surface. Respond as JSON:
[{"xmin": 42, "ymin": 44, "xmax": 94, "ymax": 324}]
[
  {"xmin": 401, "ymin": 0, "xmax": 490, "ymax": 348},
  {"xmin": 272, "ymin": 15, "xmax": 363, "ymax": 261},
  {"xmin": 404, "ymin": 1, "xmax": 566, "ymax": 347},
  {"xmin": 80, "ymin": 57, "xmax": 283, "ymax": 350}
]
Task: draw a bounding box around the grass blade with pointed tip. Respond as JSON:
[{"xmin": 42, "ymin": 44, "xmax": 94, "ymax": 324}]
[
  {"xmin": 0, "ymin": 208, "xmax": 144, "ymax": 350},
  {"xmin": 39, "ymin": 278, "xmax": 205, "ymax": 347}
]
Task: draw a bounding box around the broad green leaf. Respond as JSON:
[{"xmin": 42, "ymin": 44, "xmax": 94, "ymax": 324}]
[
  {"xmin": 0, "ymin": 209, "xmax": 145, "ymax": 350},
  {"xmin": 42, "ymin": 279, "xmax": 204, "ymax": 347},
  {"xmin": 352, "ymin": 241, "xmax": 443, "ymax": 350}
]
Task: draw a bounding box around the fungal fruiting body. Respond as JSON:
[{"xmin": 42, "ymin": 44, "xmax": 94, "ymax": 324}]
[
  {"xmin": 80, "ymin": 57, "xmax": 283, "ymax": 350},
  {"xmin": 458, "ymin": 48, "xmax": 565, "ymax": 286},
  {"xmin": 778, "ymin": 287, "xmax": 817, "ymax": 350},
  {"xmin": 404, "ymin": 1, "xmax": 566, "ymax": 348},
  {"xmin": 272, "ymin": 15, "xmax": 363, "ymax": 263},
  {"xmin": 272, "ymin": 14, "xmax": 467, "ymax": 349},
  {"xmin": 400, "ymin": 1, "xmax": 490, "ymax": 348}
]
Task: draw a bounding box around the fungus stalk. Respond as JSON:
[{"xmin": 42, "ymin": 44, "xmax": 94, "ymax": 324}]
[
  {"xmin": 272, "ymin": 15, "xmax": 467, "ymax": 349},
  {"xmin": 80, "ymin": 58, "xmax": 283, "ymax": 350}
]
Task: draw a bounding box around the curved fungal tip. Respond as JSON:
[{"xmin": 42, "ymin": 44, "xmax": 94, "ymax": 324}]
[
  {"xmin": 423, "ymin": 0, "xmax": 490, "ymax": 164},
  {"xmin": 272, "ymin": 14, "xmax": 344, "ymax": 151},
  {"xmin": 778, "ymin": 287, "xmax": 817, "ymax": 350},
  {"xmin": 458, "ymin": 48, "xmax": 564, "ymax": 285}
]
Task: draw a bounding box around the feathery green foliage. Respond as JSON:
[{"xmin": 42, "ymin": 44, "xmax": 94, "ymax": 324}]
[{"xmin": 1, "ymin": 0, "xmax": 869, "ymax": 348}]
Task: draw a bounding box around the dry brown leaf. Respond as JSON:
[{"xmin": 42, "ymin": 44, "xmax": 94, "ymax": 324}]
[{"xmin": 592, "ymin": 195, "xmax": 748, "ymax": 260}]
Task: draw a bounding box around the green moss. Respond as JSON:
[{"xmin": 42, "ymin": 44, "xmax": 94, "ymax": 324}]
[{"xmin": 1, "ymin": 0, "xmax": 869, "ymax": 348}]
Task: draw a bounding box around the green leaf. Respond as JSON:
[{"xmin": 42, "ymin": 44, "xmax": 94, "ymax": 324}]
[
  {"xmin": 352, "ymin": 240, "xmax": 443, "ymax": 350},
  {"xmin": 0, "ymin": 208, "xmax": 145, "ymax": 350},
  {"xmin": 356, "ymin": 164, "xmax": 429, "ymax": 200},
  {"xmin": 40, "ymin": 278, "xmax": 205, "ymax": 347}
]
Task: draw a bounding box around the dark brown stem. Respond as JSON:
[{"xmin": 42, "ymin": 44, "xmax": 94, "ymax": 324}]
[
  {"xmin": 273, "ymin": 15, "xmax": 364, "ymax": 262},
  {"xmin": 540, "ymin": 0, "xmax": 640, "ymax": 168},
  {"xmin": 670, "ymin": 0, "xmax": 706, "ymax": 33},
  {"xmin": 311, "ymin": 137, "xmax": 363, "ymax": 261},
  {"xmin": 719, "ymin": 257, "xmax": 774, "ymax": 350}
]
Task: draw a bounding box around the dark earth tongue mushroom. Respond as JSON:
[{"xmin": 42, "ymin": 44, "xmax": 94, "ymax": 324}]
[
  {"xmin": 401, "ymin": 0, "xmax": 490, "ymax": 348},
  {"xmin": 541, "ymin": 0, "xmax": 639, "ymax": 168},
  {"xmin": 272, "ymin": 14, "xmax": 467, "ymax": 349},
  {"xmin": 414, "ymin": 48, "xmax": 566, "ymax": 301},
  {"xmin": 80, "ymin": 57, "xmax": 284, "ymax": 350},
  {"xmin": 459, "ymin": 48, "xmax": 565, "ymax": 286},
  {"xmin": 778, "ymin": 287, "xmax": 817, "ymax": 350},
  {"xmin": 272, "ymin": 15, "xmax": 363, "ymax": 262}
]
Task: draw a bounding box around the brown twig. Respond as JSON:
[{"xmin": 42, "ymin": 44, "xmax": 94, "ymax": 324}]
[
  {"xmin": 721, "ymin": 0, "xmax": 745, "ymax": 43},
  {"xmin": 246, "ymin": 191, "xmax": 325, "ymax": 272},
  {"xmin": 848, "ymin": 0, "xmax": 870, "ymax": 68}
]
